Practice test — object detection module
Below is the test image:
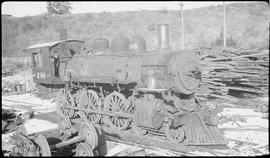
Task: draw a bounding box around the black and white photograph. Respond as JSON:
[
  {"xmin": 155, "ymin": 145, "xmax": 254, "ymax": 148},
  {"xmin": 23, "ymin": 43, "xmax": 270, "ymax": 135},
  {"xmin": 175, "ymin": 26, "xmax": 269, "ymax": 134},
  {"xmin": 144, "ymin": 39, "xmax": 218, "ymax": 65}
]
[{"xmin": 1, "ymin": 1, "xmax": 269, "ymax": 156}]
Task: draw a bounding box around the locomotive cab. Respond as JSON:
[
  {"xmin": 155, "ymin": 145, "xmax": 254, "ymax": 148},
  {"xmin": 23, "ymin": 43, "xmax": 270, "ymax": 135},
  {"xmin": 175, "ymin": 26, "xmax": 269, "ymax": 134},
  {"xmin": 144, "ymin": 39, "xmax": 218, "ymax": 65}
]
[{"xmin": 25, "ymin": 39, "xmax": 84, "ymax": 89}]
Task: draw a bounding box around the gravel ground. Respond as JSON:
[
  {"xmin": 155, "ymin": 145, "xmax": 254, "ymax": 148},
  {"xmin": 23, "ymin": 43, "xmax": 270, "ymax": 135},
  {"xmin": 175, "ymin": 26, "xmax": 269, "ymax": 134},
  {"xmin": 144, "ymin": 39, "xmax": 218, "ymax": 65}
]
[{"xmin": 1, "ymin": 93, "xmax": 269, "ymax": 156}]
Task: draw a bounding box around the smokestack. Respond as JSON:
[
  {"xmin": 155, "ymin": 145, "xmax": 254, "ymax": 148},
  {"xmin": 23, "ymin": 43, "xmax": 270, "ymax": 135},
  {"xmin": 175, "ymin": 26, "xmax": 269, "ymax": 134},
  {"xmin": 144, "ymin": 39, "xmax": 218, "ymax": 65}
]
[
  {"xmin": 59, "ymin": 28, "xmax": 67, "ymax": 40},
  {"xmin": 157, "ymin": 24, "xmax": 170, "ymax": 49}
]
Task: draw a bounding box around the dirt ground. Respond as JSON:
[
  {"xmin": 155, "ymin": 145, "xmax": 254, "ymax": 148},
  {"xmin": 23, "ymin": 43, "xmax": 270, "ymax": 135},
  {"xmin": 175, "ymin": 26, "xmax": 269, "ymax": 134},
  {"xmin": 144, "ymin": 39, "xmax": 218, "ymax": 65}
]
[{"xmin": 1, "ymin": 93, "xmax": 269, "ymax": 156}]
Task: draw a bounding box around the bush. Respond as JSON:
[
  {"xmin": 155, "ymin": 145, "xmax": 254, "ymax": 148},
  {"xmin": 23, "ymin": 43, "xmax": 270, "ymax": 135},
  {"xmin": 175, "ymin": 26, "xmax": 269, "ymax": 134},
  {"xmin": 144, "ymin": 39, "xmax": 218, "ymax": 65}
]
[
  {"xmin": 211, "ymin": 28, "xmax": 238, "ymax": 47},
  {"xmin": 159, "ymin": 6, "xmax": 168, "ymax": 14}
]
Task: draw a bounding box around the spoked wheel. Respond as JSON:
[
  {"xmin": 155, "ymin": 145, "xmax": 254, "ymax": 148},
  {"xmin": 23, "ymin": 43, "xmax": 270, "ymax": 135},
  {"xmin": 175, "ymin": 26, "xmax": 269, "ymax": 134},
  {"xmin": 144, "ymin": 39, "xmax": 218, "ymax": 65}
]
[
  {"xmin": 78, "ymin": 90, "xmax": 102, "ymax": 124},
  {"xmin": 75, "ymin": 143, "xmax": 94, "ymax": 156},
  {"xmin": 56, "ymin": 89, "xmax": 76, "ymax": 118},
  {"xmin": 165, "ymin": 123, "xmax": 185, "ymax": 143},
  {"xmin": 78, "ymin": 122, "xmax": 99, "ymax": 149},
  {"xmin": 104, "ymin": 92, "xmax": 131, "ymax": 130}
]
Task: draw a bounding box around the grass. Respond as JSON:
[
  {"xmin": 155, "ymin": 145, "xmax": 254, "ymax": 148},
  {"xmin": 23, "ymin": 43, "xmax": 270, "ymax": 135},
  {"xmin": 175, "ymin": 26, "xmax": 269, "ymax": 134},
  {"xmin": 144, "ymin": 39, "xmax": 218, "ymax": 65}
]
[{"xmin": 2, "ymin": 2, "xmax": 269, "ymax": 57}]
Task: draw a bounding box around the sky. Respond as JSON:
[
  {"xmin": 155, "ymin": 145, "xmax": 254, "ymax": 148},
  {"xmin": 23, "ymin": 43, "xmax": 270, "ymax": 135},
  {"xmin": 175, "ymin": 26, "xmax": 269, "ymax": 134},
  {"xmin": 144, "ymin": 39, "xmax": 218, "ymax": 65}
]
[{"xmin": 1, "ymin": 1, "xmax": 244, "ymax": 17}]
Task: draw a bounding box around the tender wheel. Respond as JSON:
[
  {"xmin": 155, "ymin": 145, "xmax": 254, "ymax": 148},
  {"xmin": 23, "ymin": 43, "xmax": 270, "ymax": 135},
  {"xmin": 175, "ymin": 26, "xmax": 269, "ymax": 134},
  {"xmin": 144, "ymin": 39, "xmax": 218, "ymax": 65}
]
[
  {"xmin": 79, "ymin": 122, "xmax": 98, "ymax": 149},
  {"xmin": 56, "ymin": 89, "xmax": 76, "ymax": 118},
  {"xmin": 78, "ymin": 90, "xmax": 102, "ymax": 124},
  {"xmin": 34, "ymin": 135, "xmax": 51, "ymax": 156},
  {"xmin": 166, "ymin": 123, "xmax": 185, "ymax": 143},
  {"xmin": 75, "ymin": 143, "xmax": 94, "ymax": 156},
  {"xmin": 104, "ymin": 92, "xmax": 131, "ymax": 130}
]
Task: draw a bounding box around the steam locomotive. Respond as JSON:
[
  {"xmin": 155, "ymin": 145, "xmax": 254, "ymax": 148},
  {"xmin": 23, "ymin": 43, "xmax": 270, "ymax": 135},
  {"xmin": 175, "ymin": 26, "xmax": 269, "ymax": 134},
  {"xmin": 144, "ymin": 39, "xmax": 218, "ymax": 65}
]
[{"xmin": 25, "ymin": 24, "xmax": 226, "ymax": 145}]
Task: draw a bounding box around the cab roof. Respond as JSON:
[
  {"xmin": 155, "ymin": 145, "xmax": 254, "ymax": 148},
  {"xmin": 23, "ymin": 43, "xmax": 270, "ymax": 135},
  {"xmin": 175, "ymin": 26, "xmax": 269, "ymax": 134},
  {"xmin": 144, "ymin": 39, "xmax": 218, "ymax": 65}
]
[{"xmin": 24, "ymin": 39, "xmax": 84, "ymax": 51}]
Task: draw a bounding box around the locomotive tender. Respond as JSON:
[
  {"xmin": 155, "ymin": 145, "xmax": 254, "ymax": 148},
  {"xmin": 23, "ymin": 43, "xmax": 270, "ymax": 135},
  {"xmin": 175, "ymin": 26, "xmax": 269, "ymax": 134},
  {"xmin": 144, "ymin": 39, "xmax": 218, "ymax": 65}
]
[{"xmin": 28, "ymin": 24, "xmax": 226, "ymax": 145}]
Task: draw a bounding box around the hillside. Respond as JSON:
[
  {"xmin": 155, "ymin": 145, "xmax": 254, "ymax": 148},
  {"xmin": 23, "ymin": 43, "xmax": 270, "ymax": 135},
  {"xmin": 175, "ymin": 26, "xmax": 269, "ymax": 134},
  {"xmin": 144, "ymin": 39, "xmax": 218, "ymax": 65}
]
[{"xmin": 2, "ymin": 2, "xmax": 269, "ymax": 57}]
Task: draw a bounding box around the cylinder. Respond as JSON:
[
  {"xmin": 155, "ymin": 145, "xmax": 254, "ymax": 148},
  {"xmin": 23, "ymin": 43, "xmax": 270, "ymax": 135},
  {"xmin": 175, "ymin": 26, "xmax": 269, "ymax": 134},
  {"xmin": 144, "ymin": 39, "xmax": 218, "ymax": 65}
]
[{"xmin": 157, "ymin": 24, "xmax": 170, "ymax": 49}]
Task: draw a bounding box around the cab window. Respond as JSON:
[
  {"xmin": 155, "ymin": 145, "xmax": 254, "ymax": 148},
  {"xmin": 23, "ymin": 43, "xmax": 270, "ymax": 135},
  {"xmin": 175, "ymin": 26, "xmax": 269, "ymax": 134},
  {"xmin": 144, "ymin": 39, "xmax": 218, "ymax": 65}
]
[
  {"xmin": 32, "ymin": 53, "xmax": 39, "ymax": 67},
  {"xmin": 32, "ymin": 52, "xmax": 43, "ymax": 67}
]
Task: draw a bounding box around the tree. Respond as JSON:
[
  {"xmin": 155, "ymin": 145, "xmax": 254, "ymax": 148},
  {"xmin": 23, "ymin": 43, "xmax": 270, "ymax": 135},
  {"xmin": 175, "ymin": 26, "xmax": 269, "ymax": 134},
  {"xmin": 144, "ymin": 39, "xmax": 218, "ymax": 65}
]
[
  {"xmin": 47, "ymin": 2, "xmax": 72, "ymax": 15},
  {"xmin": 159, "ymin": 6, "xmax": 168, "ymax": 14}
]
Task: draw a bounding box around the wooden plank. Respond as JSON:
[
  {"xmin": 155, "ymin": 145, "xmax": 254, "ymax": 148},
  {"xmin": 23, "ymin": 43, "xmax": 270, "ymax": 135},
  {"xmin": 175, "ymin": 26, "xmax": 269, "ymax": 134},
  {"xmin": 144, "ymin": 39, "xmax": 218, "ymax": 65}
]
[
  {"xmin": 234, "ymin": 60, "xmax": 269, "ymax": 65},
  {"xmin": 200, "ymin": 54, "xmax": 216, "ymax": 60},
  {"xmin": 204, "ymin": 81, "xmax": 226, "ymax": 86},
  {"xmin": 231, "ymin": 70, "xmax": 260, "ymax": 75},
  {"xmin": 208, "ymin": 94, "xmax": 238, "ymax": 102},
  {"xmin": 227, "ymin": 87, "xmax": 262, "ymax": 93},
  {"xmin": 235, "ymin": 66, "xmax": 269, "ymax": 71},
  {"xmin": 208, "ymin": 52, "xmax": 269, "ymax": 62},
  {"xmin": 201, "ymin": 67, "xmax": 232, "ymax": 70},
  {"xmin": 239, "ymin": 82, "xmax": 268, "ymax": 87}
]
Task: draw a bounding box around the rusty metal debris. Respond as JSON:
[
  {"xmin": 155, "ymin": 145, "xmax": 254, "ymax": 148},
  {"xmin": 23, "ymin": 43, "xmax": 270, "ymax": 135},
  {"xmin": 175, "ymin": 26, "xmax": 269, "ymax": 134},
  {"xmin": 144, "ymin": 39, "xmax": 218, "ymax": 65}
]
[
  {"xmin": 2, "ymin": 109, "xmax": 34, "ymax": 134},
  {"xmin": 8, "ymin": 119, "xmax": 104, "ymax": 156}
]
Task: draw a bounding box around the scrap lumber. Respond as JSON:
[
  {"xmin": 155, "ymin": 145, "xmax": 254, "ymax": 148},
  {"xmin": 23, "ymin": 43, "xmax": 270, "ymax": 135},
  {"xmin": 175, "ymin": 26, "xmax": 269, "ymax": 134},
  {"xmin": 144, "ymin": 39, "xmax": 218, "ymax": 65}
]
[
  {"xmin": 208, "ymin": 52, "xmax": 269, "ymax": 62},
  {"xmin": 197, "ymin": 47, "xmax": 269, "ymax": 105}
]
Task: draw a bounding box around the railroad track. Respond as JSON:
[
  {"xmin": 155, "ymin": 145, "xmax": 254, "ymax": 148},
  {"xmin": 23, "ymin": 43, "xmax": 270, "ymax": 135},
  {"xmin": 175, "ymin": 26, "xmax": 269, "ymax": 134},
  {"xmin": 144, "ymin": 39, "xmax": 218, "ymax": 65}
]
[{"xmin": 68, "ymin": 118, "xmax": 229, "ymax": 156}]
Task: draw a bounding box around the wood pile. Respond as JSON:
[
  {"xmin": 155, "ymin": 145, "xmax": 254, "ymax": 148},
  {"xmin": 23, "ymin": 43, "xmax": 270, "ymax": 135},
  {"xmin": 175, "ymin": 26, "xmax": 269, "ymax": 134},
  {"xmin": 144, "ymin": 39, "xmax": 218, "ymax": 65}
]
[{"xmin": 195, "ymin": 47, "xmax": 269, "ymax": 103}]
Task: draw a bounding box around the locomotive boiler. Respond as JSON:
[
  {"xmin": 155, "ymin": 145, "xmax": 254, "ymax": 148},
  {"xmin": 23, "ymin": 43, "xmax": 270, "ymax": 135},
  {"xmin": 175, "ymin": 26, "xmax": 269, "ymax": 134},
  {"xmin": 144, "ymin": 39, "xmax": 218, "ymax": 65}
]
[{"xmin": 55, "ymin": 24, "xmax": 226, "ymax": 145}]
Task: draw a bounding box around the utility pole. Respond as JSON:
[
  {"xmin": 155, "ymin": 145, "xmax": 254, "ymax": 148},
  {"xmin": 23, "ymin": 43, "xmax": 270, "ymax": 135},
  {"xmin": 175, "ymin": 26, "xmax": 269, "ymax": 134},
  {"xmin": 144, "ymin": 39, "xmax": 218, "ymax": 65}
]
[
  {"xmin": 180, "ymin": 1, "xmax": 184, "ymax": 50},
  {"xmin": 223, "ymin": 1, "xmax": 226, "ymax": 47}
]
